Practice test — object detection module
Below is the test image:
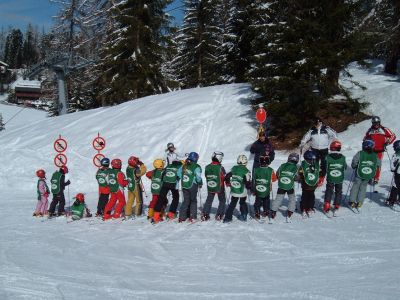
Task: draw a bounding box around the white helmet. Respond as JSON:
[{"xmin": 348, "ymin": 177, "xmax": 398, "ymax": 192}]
[
  {"xmin": 212, "ymin": 151, "xmax": 224, "ymax": 163},
  {"xmin": 237, "ymin": 154, "xmax": 248, "ymax": 165}
]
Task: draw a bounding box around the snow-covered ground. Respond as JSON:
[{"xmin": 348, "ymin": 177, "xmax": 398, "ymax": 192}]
[
  {"xmin": 0, "ymin": 102, "xmax": 47, "ymax": 131},
  {"xmin": 1, "ymin": 63, "xmax": 400, "ymax": 299}
]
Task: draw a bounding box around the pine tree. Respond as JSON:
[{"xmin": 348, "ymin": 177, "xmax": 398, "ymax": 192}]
[
  {"xmin": 97, "ymin": 0, "xmax": 172, "ymax": 105},
  {"xmin": 22, "ymin": 24, "xmax": 39, "ymax": 67},
  {"xmin": 4, "ymin": 29, "xmax": 23, "ymax": 68},
  {"xmin": 0, "ymin": 113, "xmax": 5, "ymax": 131}
]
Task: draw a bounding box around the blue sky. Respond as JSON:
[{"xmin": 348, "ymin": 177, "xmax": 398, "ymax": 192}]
[{"xmin": 0, "ymin": 0, "xmax": 184, "ymax": 31}]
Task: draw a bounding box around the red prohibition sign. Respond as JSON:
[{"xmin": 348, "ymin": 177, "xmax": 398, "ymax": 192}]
[
  {"xmin": 54, "ymin": 153, "xmax": 68, "ymax": 167},
  {"xmin": 92, "ymin": 136, "xmax": 106, "ymax": 151},
  {"xmin": 93, "ymin": 153, "xmax": 105, "ymax": 167},
  {"xmin": 256, "ymin": 107, "xmax": 267, "ymax": 124},
  {"xmin": 54, "ymin": 138, "xmax": 68, "ymax": 153}
]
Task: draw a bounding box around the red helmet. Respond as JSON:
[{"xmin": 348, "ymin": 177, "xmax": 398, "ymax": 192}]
[
  {"xmin": 111, "ymin": 158, "xmax": 122, "ymax": 169},
  {"xmin": 75, "ymin": 193, "xmax": 85, "ymax": 202},
  {"xmin": 330, "ymin": 140, "xmax": 342, "ymax": 151},
  {"xmin": 128, "ymin": 156, "xmax": 139, "ymax": 167},
  {"xmin": 60, "ymin": 165, "xmax": 69, "ymax": 174},
  {"xmin": 36, "ymin": 169, "xmax": 46, "ymax": 178}
]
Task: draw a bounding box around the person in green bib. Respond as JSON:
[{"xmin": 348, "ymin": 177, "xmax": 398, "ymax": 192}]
[
  {"xmin": 152, "ymin": 158, "xmax": 183, "ymax": 223},
  {"xmin": 299, "ymin": 150, "xmax": 320, "ymax": 217},
  {"xmin": 223, "ymin": 154, "xmax": 252, "ymax": 223},
  {"xmin": 387, "ymin": 140, "xmax": 400, "ymax": 206},
  {"xmin": 252, "ymin": 155, "xmax": 277, "ymax": 219},
  {"xmin": 145, "ymin": 159, "xmax": 165, "ymax": 219},
  {"xmin": 71, "ymin": 193, "xmax": 92, "ymax": 221},
  {"xmin": 125, "ymin": 156, "xmax": 147, "ymax": 218},
  {"xmin": 201, "ymin": 151, "xmax": 227, "ymax": 221},
  {"xmin": 178, "ymin": 152, "xmax": 203, "ymax": 222},
  {"xmin": 95, "ymin": 158, "xmax": 111, "ymax": 217},
  {"xmin": 48, "ymin": 165, "xmax": 71, "ymax": 217},
  {"xmin": 323, "ymin": 140, "xmax": 347, "ymax": 214},
  {"xmin": 270, "ymin": 153, "xmax": 299, "ymax": 222},
  {"xmin": 349, "ymin": 139, "xmax": 380, "ymax": 209}
]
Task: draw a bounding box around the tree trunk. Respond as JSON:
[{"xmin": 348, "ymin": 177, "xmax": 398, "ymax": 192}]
[
  {"xmin": 384, "ymin": 49, "xmax": 400, "ymax": 75},
  {"xmin": 325, "ymin": 68, "xmax": 341, "ymax": 96}
]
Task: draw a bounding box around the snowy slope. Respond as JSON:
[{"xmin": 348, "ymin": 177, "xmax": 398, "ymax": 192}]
[
  {"xmin": 1, "ymin": 66, "xmax": 400, "ymax": 300},
  {"xmin": 0, "ymin": 102, "xmax": 47, "ymax": 131}
]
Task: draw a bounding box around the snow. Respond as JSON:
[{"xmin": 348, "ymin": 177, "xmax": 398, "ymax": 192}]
[
  {"xmin": 0, "ymin": 102, "xmax": 47, "ymax": 131},
  {"xmin": 1, "ymin": 63, "xmax": 400, "ymax": 299}
]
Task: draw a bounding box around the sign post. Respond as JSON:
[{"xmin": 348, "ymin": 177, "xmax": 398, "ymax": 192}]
[
  {"xmin": 53, "ymin": 134, "xmax": 68, "ymax": 167},
  {"xmin": 255, "ymin": 105, "xmax": 267, "ymax": 138},
  {"xmin": 92, "ymin": 132, "xmax": 106, "ymax": 167}
]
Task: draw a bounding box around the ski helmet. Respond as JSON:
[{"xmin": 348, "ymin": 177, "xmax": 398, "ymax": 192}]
[
  {"xmin": 111, "ymin": 158, "xmax": 122, "ymax": 169},
  {"xmin": 101, "ymin": 157, "xmax": 110, "ymax": 167},
  {"xmin": 153, "ymin": 159, "xmax": 165, "ymax": 169},
  {"xmin": 314, "ymin": 116, "xmax": 323, "ymax": 125},
  {"xmin": 60, "ymin": 166, "xmax": 68, "ymax": 174},
  {"xmin": 288, "ymin": 153, "xmax": 299, "ymax": 164},
  {"xmin": 36, "ymin": 169, "xmax": 46, "ymax": 178},
  {"xmin": 259, "ymin": 155, "xmax": 270, "ymax": 166},
  {"xmin": 167, "ymin": 142, "xmax": 175, "ymax": 150},
  {"xmin": 330, "ymin": 140, "xmax": 342, "ymax": 151},
  {"xmin": 362, "ymin": 139, "xmax": 375, "ymax": 151},
  {"xmin": 371, "ymin": 116, "xmax": 381, "ymax": 125},
  {"xmin": 212, "ymin": 151, "xmax": 224, "ymax": 163},
  {"xmin": 304, "ymin": 150, "xmax": 317, "ymax": 161},
  {"xmin": 187, "ymin": 152, "xmax": 199, "ymax": 163},
  {"xmin": 75, "ymin": 193, "xmax": 85, "ymax": 202},
  {"xmin": 128, "ymin": 156, "xmax": 139, "ymax": 167},
  {"xmin": 393, "ymin": 140, "xmax": 400, "ymax": 152},
  {"xmin": 237, "ymin": 154, "xmax": 248, "ymax": 165}
]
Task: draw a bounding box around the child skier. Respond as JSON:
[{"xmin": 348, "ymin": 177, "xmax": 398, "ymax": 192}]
[
  {"xmin": 223, "ymin": 154, "xmax": 252, "ymax": 223},
  {"xmin": 152, "ymin": 158, "xmax": 183, "ymax": 223},
  {"xmin": 71, "ymin": 193, "xmax": 92, "ymax": 221},
  {"xmin": 387, "ymin": 140, "xmax": 400, "ymax": 206},
  {"xmin": 299, "ymin": 150, "xmax": 320, "ymax": 217},
  {"xmin": 178, "ymin": 152, "xmax": 203, "ymax": 222},
  {"xmin": 95, "ymin": 157, "xmax": 110, "ymax": 217},
  {"xmin": 270, "ymin": 153, "xmax": 299, "ymax": 222},
  {"xmin": 323, "ymin": 140, "xmax": 347, "ymax": 215},
  {"xmin": 33, "ymin": 169, "xmax": 50, "ymax": 217},
  {"xmin": 125, "ymin": 156, "xmax": 147, "ymax": 218},
  {"xmin": 349, "ymin": 139, "xmax": 380, "ymax": 210},
  {"xmin": 48, "ymin": 166, "xmax": 71, "ymax": 217},
  {"xmin": 146, "ymin": 159, "xmax": 165, "ymax": 219},
  {"xmin": 253, "ymin": 155, "xmax": 277, "ymax": 219},
  {"xmin": 103, "ymin": 159, "xmax": 129, "ymax": 220},
  {"xmin": 202, "ymin": 151, "xmax": 227, "ymax": 221}
]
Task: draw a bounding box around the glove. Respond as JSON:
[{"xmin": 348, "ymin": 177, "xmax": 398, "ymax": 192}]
[{"xmin": 44, "ymin": 192, "xmax": 49, "ymax": 197}]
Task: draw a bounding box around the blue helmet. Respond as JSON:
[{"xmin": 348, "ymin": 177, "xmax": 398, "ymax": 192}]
[
  {"xmin": 393, "ymin": 140, "xmax": 400, "ymax": 152},
  {"xmin": 304, "ymin": 150, "xmax": 317, "ymax": 161},
  {"xmin": 362, "ymin": 139, "xmax": 375, "ymax": 151},
  {"xmin": 187, "ymin": 152, "xmax": 199, "ymax": 163},
  {"xmin": 101, "ymin": 157, "xmax": 110, "ymax": 167}
]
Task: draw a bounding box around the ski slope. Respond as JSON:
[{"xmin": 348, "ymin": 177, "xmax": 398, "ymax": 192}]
[{"xmin": 1, "ymin": 63, "xmax": 400, "ymax": 299}]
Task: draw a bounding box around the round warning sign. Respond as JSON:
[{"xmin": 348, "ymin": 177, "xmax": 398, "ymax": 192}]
[
  {"xmin": 54, "ymin": 138, "xmax": 68, "ymax": 153},
  {"xmin": 93, "ymin": 153, "xmax": 105, "ymax": 167},
  {"xmin": 54, "ymin": 153, "xmax": 68, "ymax": 167},
  {"xmin": 256, "ymin": 107, "xmax": 267, "ymax": 124},
  {"xmin": 92, "ymin": 136, "xmax": 106, "ymax": 151}
]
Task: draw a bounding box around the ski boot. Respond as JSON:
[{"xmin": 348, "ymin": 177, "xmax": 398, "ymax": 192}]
[
  {"xmin": 167, "ymin": 212, "xmax": 176, "ymax": 220},
  {"xmin": 215, "ymin": 214, "xmax": 223, "ymax": 221},
  {"xmin": 238, "ymin": 214, "xmax": 247, "ymax": 222},
  {"xmin": 286, "ymin": 210, "xmax": 293, "ymax": 223},
  {"xmin": 323, "ymin": 201, "xmax": 331, "ymax": 214},
  {"xmin": 201, "ymin": 213, "xmax": 210, "ymax": 221}
]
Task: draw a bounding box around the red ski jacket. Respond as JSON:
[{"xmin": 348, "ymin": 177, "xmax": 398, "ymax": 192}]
[{"xmin": 364, "ymin": 126, "xmax": 396, "ymax": 153}]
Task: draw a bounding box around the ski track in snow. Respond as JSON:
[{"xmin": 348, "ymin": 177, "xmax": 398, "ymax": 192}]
[{"xmin": 1, "ymin": 64, "xmax": 400, "ymax": 299}]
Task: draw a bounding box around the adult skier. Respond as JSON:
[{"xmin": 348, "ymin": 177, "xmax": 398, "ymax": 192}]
[
  {"xmin": 48, "ymin": 166, "xmax": 70, "ymax": 217},
  {"xmin": 178, "ymin": 152, "xmax": 203, "ymax": 222},
  {"xmin": 270, "ymin": 153, "xmax": 299, "ymax": 222},
  {"xmin": 103, "ymin": 159, "xmax": 128, "ymax": 220},
  {"xmin": 33, "ymin": 169, "xmax": 50, "ymax": 217},
  {"xmin": 363, "ymin": 116, "xmax": 396, "ymax": 184},
  {"xmin": 348, "ymin": 140, "xmax": 380, "ymax": 210},
  {"xmin": 202, "ymin": 151, "xmax": 227, "ymax": 221},
  {"xmin": 387, "ymin": 140, "xmax": 400, "ymax": 206},
  {"xmin": 125, "ymin": 156, "xmax": 147, "ymax": 218},
  {"xmin": 323, "ymin": 140, "xmax": 347, "ymax": 215},
  {"xmin": 250, "ymin": 130, "xmax": 275, "ymax": 170},
  {"xmin": 300, "ymin": 117, "xmax": 337, "ymax": 186},
  {"xmin": 223, "ymin": 155, "xmax": 252, "ymax": 223},
  {"xmin": 95, "ymin": 157, "xmax": 110, "ymax": 217},
  {"xmin": 164, "ymin": 142, "xmax": 186, "ymax": 165},
  {"xmin": 252, "ymin": 155, "xmax": 277, "ymax": 219}
]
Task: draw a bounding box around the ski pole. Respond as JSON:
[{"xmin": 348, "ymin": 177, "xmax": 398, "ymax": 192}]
[
  {"xmin": 385, "ymin": 148, "xmax": 392, "ymax": 166},
  {"xmin": 344, "ymin": 169, "xmax": 355, "ymax": 203},
  {"xmin": 386, "ymin": 173, "xmax": 395, "ymax": 203},
  {"xmin": 67, "ymin": 185, "xmax": 71, "ymax": 220},
  {"xmin": 140, "ymin": 179, "xmax": 148, "ymax": 199}
]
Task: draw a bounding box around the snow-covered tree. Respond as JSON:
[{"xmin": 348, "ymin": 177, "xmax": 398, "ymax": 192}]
[
  {"xmin": 22, "ymin": 24, "xmax": 39, "ymax": 67},
  {"xmin": 97, "ymin": 0, "xmax": 172, "ymax": 105},
  {"xmin": 4, "ymin": 29, "xmax": 23, "ymax": 68},
  {"xmin": 0, "ymin": 113, "xmax": 5, "ymax": 131}
]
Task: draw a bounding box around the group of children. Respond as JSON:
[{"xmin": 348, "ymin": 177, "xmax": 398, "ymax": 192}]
[{"xmin": 33, "ymin": 138, "xmax": 400, "ymax": 223}]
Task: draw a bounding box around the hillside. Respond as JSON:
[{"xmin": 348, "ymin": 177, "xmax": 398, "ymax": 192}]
[{"xmin": 0, "ymin": 63, "xmax": 400, "ymax": 299}]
